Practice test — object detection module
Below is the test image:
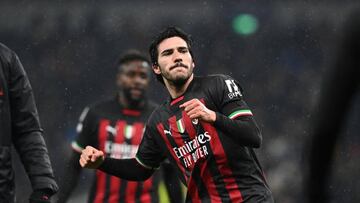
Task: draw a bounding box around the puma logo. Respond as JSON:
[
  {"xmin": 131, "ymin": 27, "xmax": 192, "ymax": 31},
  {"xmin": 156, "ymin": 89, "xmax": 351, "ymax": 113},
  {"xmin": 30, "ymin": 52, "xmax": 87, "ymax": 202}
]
[
  {"xmin": 164, "ymin": 129, "xmax": 172, "ymax": 136},
  {"xmin": 106, "ymin": 126, "xmax": 117, "ymax": 136}
]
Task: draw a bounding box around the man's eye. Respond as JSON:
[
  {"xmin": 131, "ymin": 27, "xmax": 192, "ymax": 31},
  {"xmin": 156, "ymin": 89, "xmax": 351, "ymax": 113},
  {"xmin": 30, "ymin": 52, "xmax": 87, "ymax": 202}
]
[
  {"xmin": 126, "ymin": 72, "xmax": 136, "ymax": 77},
  {"xmin": 179, "ymin": 48, "xmax": 188, "ymax": 53},
  {"xmin": 140, "ymin": 73, "xmax": 148, "ymax": 79},
  {"xmin": 162, "ymin": 50, "xmax": 173, "ymax": 56}
]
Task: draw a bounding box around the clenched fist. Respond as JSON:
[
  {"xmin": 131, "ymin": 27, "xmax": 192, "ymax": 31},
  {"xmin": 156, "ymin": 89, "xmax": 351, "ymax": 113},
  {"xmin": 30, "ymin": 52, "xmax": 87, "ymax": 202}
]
[
  {"xmin": 179, "ymin": 99, "xmax": 216, "ymax": 123},
  {"xmin": 79, "ymin": 146, "xmax": 105, "ymax": 169}
]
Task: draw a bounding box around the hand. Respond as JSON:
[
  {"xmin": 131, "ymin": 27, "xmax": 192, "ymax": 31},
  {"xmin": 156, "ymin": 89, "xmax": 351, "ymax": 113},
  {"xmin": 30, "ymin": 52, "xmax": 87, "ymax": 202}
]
[
  {"xmin": 29, "ymin": 189, "xmax": 53, "ymax": 203},
  {"xmin": 79, "ymin": 146, "xmax": 105, "ymax": 169},
  {"xmin": 179, "ymin": 99, "xmax": 216, "ymax": 123}
]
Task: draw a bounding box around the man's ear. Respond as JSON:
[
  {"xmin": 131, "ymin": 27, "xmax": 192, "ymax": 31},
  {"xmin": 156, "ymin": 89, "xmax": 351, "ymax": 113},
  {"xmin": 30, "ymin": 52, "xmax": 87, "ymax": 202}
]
[{"xmin": 152, "ymin": 65, "xmax": 161, "ymax": 74}]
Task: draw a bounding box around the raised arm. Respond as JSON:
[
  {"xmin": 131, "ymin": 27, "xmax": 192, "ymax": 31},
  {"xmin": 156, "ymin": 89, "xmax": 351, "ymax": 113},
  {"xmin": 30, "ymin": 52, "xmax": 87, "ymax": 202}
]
[{"xmin": 180, "ymin": 75, "xmax": 262, "ymax": 148}]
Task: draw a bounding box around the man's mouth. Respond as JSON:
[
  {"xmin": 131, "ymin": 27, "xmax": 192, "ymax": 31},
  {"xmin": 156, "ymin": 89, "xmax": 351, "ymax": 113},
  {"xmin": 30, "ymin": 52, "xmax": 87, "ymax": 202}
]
[
  {"xmin": 130, "ymin": 88, "xmax": 143, "ymax": 95},
  {"xmin": 170, "ymin": 63, "xmax": 188, "ymax": 70}
]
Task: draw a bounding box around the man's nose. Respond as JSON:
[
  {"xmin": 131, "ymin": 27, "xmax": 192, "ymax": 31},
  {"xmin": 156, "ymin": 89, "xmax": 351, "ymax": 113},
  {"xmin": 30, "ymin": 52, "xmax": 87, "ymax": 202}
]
[
  {"xmin": 134, "ymin": 75, "xmax": 146, "ymax": 84},
  {"xmin": 174, "ymin": 58, "xmax": 182, "ymax": 63},
  {"xmin": 173, "ymin": 51, "xmax": 183, "ymax": 63}
]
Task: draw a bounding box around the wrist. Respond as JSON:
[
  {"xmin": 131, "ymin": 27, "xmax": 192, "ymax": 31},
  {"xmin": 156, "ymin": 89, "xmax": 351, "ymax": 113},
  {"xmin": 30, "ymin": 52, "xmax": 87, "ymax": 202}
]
[
  {"xmin": 98, "ymin": 156, "xmax": 108, "ymax": 170},
  {"xmin": 210, "ymin": 111, "xmax": 217, "ymax": 123},
  {"xmin": 29, "ymin": 188, "xmax": 53, "ymax": 203}
]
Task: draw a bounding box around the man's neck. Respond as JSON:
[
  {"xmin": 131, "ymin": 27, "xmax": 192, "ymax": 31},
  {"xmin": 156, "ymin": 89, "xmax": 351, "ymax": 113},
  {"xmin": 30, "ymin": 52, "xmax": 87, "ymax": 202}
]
[{"xmin": 165, "ymin": 74, "xmax": 194, "ymax": 99}]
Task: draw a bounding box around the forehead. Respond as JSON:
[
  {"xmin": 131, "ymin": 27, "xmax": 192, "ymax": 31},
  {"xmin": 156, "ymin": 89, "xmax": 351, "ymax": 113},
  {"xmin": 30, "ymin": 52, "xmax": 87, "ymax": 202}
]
[
  {"xmin": 158, "ymin": 36, "xmax": 188, "ymax": 53},
  {"xmin": 120, "ymin": 60, "xmax": 150, "ymax": 73}
]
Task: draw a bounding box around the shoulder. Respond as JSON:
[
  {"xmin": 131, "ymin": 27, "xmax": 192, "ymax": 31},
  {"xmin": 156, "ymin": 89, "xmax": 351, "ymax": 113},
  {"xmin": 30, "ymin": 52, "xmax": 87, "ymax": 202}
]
[
  {"xmin": 90, "ymin": 98, "xmax": 113, "ymax": 109},
  {"xmin": 0, "ymin": 43, "xmax": 12, "ymax": 55},
  {"xmin": 146, "ymin": 100, "xmax": 159, "ymax": 111},
  {"xmin": 197, "ymin": 74, "xmax": 243, "ymax": 92},
  {"xmin": 0, "ymin": 43, "xmax": 15, "ymax": 64},
  {"xmin": 207, "ymin": 74, "xmax": 238, "ymax": 82},
  {"xmin": 146, "ymin": 103, "xmax": 166, "ymax": 125},
  {"xmin": 197, "ymin": 74, "xmax": 239, "ymax": 86}
]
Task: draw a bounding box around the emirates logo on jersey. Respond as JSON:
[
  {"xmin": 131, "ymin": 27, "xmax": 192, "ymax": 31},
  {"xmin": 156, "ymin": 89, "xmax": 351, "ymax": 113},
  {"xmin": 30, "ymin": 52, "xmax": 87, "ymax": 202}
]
[{"xmin": 172, "ymin": 131, "xmax": 211, "ymax": 168}]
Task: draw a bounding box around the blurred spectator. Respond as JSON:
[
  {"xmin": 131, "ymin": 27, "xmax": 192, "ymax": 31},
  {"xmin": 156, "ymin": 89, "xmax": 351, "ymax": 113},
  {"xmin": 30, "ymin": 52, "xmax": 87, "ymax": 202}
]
[{"xmin": 306, "ymin": 8, "xmax": 360, "ymax": 203}]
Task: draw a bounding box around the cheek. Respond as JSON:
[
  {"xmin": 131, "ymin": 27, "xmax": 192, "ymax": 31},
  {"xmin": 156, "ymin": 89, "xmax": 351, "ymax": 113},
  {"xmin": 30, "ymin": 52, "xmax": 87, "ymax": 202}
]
[
  {"xmin": 118, "ymin": 76, "xmax": 130, "ymax": 87},
  {"xmin": 158, "ymin": 58, "xmax": 170, "ymax": 67},
  {"xmin": 116, "ymin": 76, "xmax": 123, "ymax": 86}
]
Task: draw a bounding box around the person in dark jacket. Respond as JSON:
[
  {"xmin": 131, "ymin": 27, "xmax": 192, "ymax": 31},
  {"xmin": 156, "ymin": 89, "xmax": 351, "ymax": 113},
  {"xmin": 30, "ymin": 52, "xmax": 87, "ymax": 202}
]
[
  {"xmin": 0, "ymin": 43, "xmax": 58, "ymax": 202},
  {"xmin": 306, "ymin": 9, "xmax": 360, "ymax": 203}
]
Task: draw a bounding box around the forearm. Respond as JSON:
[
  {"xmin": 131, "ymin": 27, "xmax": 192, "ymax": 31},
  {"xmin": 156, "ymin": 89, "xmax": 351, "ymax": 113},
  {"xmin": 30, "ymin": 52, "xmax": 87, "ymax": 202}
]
[
  {"xmin": 13, "ymin": 131, "xmax": 58, "ymax": 192},
  {"xmin": 98, "ymin": 157, "xmax": 154, "ymax": 181},
  {"xmin": 214, "ymin": 112, "xmax": 262, "ymax": 148}
]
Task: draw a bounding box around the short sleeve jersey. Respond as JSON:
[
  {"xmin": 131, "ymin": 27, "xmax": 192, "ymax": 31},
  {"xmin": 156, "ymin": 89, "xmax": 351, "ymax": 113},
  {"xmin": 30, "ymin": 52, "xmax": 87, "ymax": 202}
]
[
  {"xmin": 136, "ymin": 75, "xmax": 272, "ymax": 203},
  {"xmin": 72, "ymin": 97, "xmax": 160, "ymax": 203}
]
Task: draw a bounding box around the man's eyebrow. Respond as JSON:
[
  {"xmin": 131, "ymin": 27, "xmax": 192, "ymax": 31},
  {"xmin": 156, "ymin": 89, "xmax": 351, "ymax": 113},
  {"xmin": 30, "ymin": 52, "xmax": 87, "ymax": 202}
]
[
  {"xmin": 160, "ymin": 48, "xmax": 173, "ymax": 55},
  {"xmin": 177, "ymin": 46, "xmax": 189, "ymax": 51}
]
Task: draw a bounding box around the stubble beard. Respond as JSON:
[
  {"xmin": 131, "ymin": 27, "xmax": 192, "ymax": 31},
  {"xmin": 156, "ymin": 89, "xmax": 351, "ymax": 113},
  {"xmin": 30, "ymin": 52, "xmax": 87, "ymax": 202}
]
[
  {"xmin": 120, "ymin": 88, "xmax": 145, "ymax": 108},
  {"xmin": 162, "ymin": 66, "xmax": 193, "ymax": 88}
]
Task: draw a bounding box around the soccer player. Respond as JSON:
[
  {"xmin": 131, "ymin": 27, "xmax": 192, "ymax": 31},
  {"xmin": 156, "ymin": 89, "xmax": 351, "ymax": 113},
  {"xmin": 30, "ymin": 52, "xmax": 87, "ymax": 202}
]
[
  {"xmin": 58, "ymin": 51, "xmax": 183, "ymax": 203},
  {"xmin": 0, "ymin": 43, "xmax": 58, "ymax": 202},
  {"xmin": 80, "ymin": 27, "xmax": 273, "ymax": 202}
]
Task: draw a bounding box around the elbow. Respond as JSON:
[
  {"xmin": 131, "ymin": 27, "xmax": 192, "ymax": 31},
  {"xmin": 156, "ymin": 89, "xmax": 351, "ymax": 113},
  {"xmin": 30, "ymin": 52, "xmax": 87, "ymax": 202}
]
[
  {"xmin": 133, "ymin": 167, "xmax": 154, "ymax": 181},
  {"xmin": 252, "ymin": 134, "xmax": 262, "ymax": 148},
  {"xmin": 250, "ymin": 128, "xmax": 262, "ymax": 148}
]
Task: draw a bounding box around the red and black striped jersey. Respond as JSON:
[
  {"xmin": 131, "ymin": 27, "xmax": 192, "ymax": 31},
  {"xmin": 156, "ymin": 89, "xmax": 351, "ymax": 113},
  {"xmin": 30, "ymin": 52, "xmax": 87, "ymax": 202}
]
[
  {"xmin": 72, "ymin": 97, "xmax": 160, "ymax": 203},
  {"xmin": 136, "ymin": 75, "xmax": 273, "ymax": 202}
]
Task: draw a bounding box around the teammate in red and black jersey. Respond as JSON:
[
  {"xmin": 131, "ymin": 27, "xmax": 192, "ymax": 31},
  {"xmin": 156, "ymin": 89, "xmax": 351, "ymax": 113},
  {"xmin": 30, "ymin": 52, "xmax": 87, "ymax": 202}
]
[
  {"xmin": 58, "ymin": 51, "xmax": 183, "ymax": 203},
  {"xmin": 80, "ymin": 27, "xmax": 273, "ymax": 202}
]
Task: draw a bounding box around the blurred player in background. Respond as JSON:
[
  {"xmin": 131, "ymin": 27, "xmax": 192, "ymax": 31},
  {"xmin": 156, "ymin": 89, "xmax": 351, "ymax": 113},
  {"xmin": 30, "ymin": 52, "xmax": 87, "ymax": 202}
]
[
  {"xmin": 57, "ymin": 50, "xmax": 183, "ymax": 203},
  {"xmin": 79, "ymin": 27, "xmax": 273, "ymax": 202},
  {"xmin": 306, "ymin": 9, "xmax": 360, "ymax": 203},
  {"xmin": 0, "ymin": 43, "xmax": 58, "ymax": 202}
]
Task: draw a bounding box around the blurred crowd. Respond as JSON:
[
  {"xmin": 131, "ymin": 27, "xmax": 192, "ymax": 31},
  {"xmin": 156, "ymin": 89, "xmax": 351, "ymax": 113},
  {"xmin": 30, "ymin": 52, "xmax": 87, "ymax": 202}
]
[{"xmin": 1, "ymin": 1, "xmax": 359, "ymax": 202}]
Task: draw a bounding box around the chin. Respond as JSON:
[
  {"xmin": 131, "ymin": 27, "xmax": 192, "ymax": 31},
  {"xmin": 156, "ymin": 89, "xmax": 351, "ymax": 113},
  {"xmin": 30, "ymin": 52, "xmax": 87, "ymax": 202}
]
[
  {"xmin": 172, "ymin": 77, "xmax": 188, "ymax": 86},
  {"xmin": 130, "ymin": 96, "xmax": 142, "ymax": 102}
]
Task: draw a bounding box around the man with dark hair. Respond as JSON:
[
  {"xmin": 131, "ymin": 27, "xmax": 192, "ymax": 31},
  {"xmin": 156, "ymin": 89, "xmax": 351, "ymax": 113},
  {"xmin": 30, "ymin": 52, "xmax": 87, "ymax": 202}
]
[
  {"xmin": 80, "ymin": 27, "xmax": 273, "ymax": 202},
  {"xmin": 0, "ymin": 43, "xmax": 58, "ymax": 202},
  {"xmin": 57, "ymin": 50, "xmax": 183, "ymax": 203}
]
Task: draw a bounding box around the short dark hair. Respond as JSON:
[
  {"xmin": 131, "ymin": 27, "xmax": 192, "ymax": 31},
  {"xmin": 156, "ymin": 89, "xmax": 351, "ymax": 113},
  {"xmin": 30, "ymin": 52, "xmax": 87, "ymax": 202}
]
[
  {"xmin": 115, "ymin": 50, "xmax": 150, "ymax": 73},
  {"xmin": 149, "ymin": 27, "xmax": 194, "ymax": 84}
]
